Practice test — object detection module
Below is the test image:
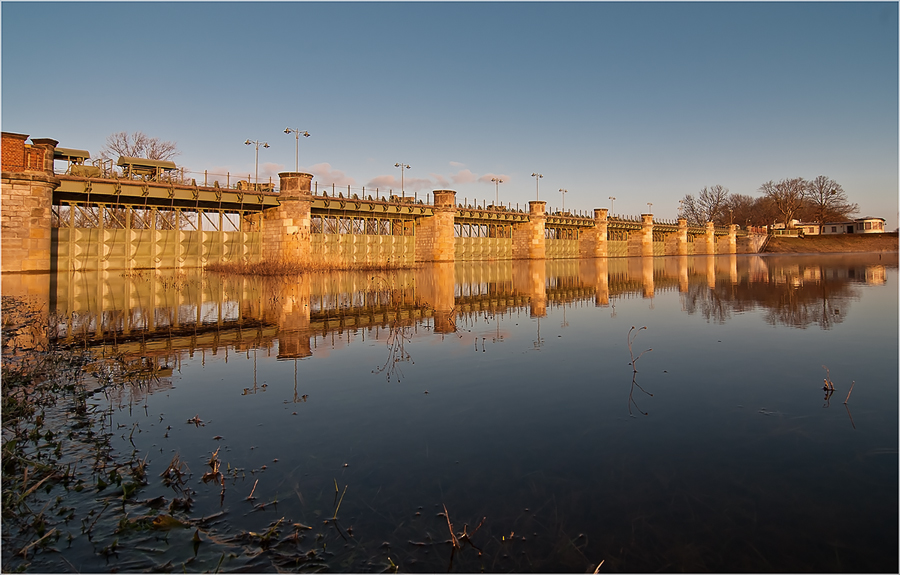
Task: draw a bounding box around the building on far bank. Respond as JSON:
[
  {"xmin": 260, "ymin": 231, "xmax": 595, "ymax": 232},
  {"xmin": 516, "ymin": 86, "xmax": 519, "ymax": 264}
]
[{"xmin": 798, "ymin": 217, "xmax": 886, "ymax": 235}]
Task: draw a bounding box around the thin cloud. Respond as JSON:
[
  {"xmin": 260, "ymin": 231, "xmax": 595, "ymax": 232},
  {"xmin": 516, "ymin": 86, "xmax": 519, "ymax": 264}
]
[
  {"xmin": 258, "ymin": 162, "xmax": 285, "ymax": 183},
  {"xmin": 430, "ymin": 173, "xmax": 450, "ymax": 188},
  {"xmin": 451, "ymin": 169, "xmax": 478, "ymax": 185},
  {"xmin": 305, "ymin": 162, "xmax": 357, "ymax": 187},
  {"xmin": 478, "ymin": 173, "xmax": 511, "ymax": 185},
  {"xmin": 449, "ymin": 161, "xmax": 465, "ymax": 168},
  {"xmin": 366, "ymin": 175, "xmax": 398, "ymax": 189},
  {"xmin": 366, "ymin": 174, "xmax": 433, "ymax": 192}
]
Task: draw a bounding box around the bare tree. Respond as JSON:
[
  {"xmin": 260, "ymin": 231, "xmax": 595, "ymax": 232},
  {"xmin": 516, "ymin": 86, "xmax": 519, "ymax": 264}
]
[
  {"xmin": 759, "ymin": 177, "xmax": 806, "ymax": 228},
  {"xmin": 725, "ymin": 193, "xmax": 757, "ymax": 228},
  {"xmin": 803, "ymin": 176, "xmax": 858, "ymax": 232},
  {"xmin": 100, "ymin": 131, "xmax": 180, "ymax": 162},
  {"xmin": 680, "ymin": 185, "xmax": 730, "ymax": 225}
]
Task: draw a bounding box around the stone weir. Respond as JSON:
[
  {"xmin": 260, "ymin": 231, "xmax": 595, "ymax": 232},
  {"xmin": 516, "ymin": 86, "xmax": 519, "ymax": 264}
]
[{"xmin": 1, "ymin": 132, "xmax": 755, "ymax": 274}]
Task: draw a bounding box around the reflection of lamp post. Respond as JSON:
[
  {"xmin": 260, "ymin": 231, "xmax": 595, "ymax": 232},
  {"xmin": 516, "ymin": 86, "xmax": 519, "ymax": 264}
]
[
  {"xmin": 531, "ymin": 172, "xmax": 543, "ymax": 201},
  {"xmin": 395, "ymin": 163, "xmax": 410, "ymax": 197},
  {"xmin": 491, "ymin": 177, "xmax": 504, "ymax": 206},
  {"xmin": 609, "ymin": 196, "xmax": 616, "ymax": 215},
  {"xmin": 558, "ymin": 188, "xmax": 568, "ymax": 212},
  {"xmin": 283, "ymin": 127, "xmax": 310, "ymax": 172},
  {"xmin": 244, "ymin": 139, "xmax": 269, "ymax": 185}
]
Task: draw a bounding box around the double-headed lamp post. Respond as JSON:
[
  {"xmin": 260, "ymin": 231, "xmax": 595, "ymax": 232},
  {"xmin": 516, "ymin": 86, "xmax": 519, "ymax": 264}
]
[
  {"xmin": 609, "ymin": 196, "xmax": 616, "ymax": 215},
  {"xmin": 647, "ymin": 202, "xmax": 653, "ymax": 213},
  {"xmin": 283, "ymin": 128, "xmax": 310, "ymax": 172},
  {"xmin": 531, "ymin": 172, "xmax": 543, "ymax": 201},
  {"xmin": 558, "ymin": 188, "xmax": 568, "ymax": 212},
  {"xmin": 491, "ymin": 177, "xmax": 504, "ymax": 206},
  {"xmin": 395, "ymin": 163, "xmax": 410, "ymax": 196},
  {"xmin": 244, "ymin": 139, "xmax": 269, "ymax": 185}
]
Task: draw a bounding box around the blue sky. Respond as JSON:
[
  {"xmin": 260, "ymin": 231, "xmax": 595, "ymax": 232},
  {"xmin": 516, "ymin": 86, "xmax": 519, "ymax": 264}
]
[{"xmin": 3, "ymin": 2, "xmax": 897, "ymax": 227}]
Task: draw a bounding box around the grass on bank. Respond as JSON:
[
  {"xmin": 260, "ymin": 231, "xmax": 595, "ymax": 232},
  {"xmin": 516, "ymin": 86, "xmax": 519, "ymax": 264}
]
[
  {"xmin": 204, "ymin": 259, "xmax": 413, "ymax": 276},
  {"xmin": 765, "ymin": 232, "xmax": 898, "ymax": 253}
]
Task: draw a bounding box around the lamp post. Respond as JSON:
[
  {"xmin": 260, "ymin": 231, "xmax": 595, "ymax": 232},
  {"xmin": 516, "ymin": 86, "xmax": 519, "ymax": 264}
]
[
  {"xmin": 647, "ymin": 202, "xmax": 653, "ymax": 213},
  {"xmin": 395, "ymin": 163, "xmax": 410, "ymax": 197},
  {"xmin": 491, "ymin": 177, "xmax": 504, "ymax": 206},
  {"xmin": 558, "ymin": 188, "xmax": 568, "ymax": 213},
  {"xmin": 678, "ymin": 199, "xmax": 684, "ymax": 218},
  {"xmin": 531, "ymin": 172, "xmax": 543, "ymax": 201},
  {"xmin": 609, "ymin": 196, "xmax": 616, "ymax": 215},
  {"xmin": 244, "ymin": 139, "xmax": 269, "ymax": 185},
  {"xmin": 283, "ymin": 128, "xmax": 310, "ymax": 172}
]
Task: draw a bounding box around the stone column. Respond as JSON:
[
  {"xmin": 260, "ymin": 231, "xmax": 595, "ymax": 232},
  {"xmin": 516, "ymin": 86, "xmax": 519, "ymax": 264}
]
[
  {"xmin": 415, "ymin": 190, "xmax": 456, "ymax": 263},
  {"xmin": 579, "ymin": 208, "xmax": 608, "ymax": 258},
  {"xmin": 1, "ymin": 133, "xmax": 60, "ymax": 273},
  {"xmin": 512, "ymin": 201, "xmax": 546, "ymax": 260},
  {"xmin": 720, "ymin": 224, "xmax": 737, "ymax": 254},
  {"xmin": 704, "ymin": 221, "xmax": 717, "ymax": 255},
  {"xmin": 262, "ymin": 172, "xmax": 313, "ymax": 265},
  {"xmin": 641, "ymin": 214, "xmax": 654, "ymax": 257},
  {"xmin": 677, "ymin": 218, "xmax": 688, "ymax": 255}
]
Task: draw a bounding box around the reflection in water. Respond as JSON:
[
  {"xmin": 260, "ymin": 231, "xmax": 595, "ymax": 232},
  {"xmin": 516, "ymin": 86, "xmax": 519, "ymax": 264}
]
[
  {"xmin": 2, "ymin": 252, "xmax": 896, "ymax": 573},
  {"xmin": 38, "ymin": 253, "xmax": 896, "ymax": 353}
]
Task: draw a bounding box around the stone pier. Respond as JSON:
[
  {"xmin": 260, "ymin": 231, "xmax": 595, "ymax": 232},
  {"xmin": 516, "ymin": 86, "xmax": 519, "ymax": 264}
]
[
  {"xmin": 1, "ymin": 132, "xmax": 60, "ymax": 273},
  {"xmin": 415, "ymin": 190, "xmax": 456, "ymax": 262},
  {"xmin": 512, "ymin": 201, "xmax": 547, "ymax": 259},
  {"xmin": 263, "ymin": 172, "xmax": 314, "ymax": 264}
]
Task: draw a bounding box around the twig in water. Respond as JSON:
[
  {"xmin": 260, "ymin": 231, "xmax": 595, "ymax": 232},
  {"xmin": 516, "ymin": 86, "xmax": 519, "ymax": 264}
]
[
  {"xmin": 843, "ymin": 381, "xmax": 855, "ymax": 404},
  {"xmin": 593, "ymin": 559, "xmax": 605, "ymax": 573},
  {"xmin": 628, "ymin": 326, "xmax": 652, "ymax": 373},
  {"xmin": 332, "ymin": 484, "xmax": 348, "ymax": 520},
  {"xmin": 18, "ymin": 528, "xmax": 57, "ymax": 557},
  {"xmin": 822, "ymin": 365, "xmax": 835, "ymax": 391},
  {"xmin": 246, "ymin": 479, "xmax": 258, "ymax": 501}
]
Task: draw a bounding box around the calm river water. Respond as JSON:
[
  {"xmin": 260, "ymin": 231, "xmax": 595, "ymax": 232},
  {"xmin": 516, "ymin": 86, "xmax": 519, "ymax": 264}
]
[{"xmin": 6, "ymin": 253, "xmax": 898, "ymax": 572}]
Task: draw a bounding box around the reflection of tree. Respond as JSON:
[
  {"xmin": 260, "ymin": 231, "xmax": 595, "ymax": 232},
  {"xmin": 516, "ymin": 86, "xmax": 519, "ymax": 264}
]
[
  {"xmin": 681, "ymin": 282, "xmax": 734, "ymax": 324},
  {"xmin": 681, "ymin": 263, "xmax": 862, "ymax": 329}
]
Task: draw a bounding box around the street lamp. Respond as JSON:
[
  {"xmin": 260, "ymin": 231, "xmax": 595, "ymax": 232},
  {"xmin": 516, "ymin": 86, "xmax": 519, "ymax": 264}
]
[
  {"xmin": 647, "ymin": 202, "xmax": 653, "ymax": 213},
  {"xmin": 558, "ymin": 189, "xmax": 568, "ymax": 213},
  {"xmin": 491, "ymin": 177, "xmax": 504, "ymax": 206},
  {"xmin": 283, "ymin": 128, "xmax": 310, "ymax": 173},
  {"xmin": 609, "ymin": 196, "xmax": 616, "ymax": 215},
  {"xmin": 678, "ymin": 199, "xmax": 684, "ymax": 217},
  {"xmin": 531, "ymin": 172, "xmax": 543, "ymax": 201},
  {"xmin": 395, "ymin": 163, "xmax": 410, "ymax": 197},
  {"xmin": 244, "ymin": 139, "xmax": 269, "ymax": 186}
]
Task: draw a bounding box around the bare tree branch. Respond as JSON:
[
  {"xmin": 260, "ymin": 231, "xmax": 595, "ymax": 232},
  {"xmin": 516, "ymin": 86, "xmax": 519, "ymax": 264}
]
[
  {"xmin": 100, "ymin": 131, "xmax": 180, "ymax": 162},
  {"xmin": 803, "ymin": 176, "xmax": 858, "ymax": 230},
  {"xmin": 760, "ymin": 177, "xmax": 807, "ymax": 228}
]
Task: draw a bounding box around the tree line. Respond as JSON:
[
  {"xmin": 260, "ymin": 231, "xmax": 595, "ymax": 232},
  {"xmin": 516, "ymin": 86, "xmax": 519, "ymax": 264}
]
[{"xmin": 680, "ymin": 177, "xmax": 859, "ymax": 230}]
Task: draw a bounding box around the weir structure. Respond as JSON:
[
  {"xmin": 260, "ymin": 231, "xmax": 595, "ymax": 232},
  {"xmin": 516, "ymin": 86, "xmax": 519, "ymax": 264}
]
[{"xmin": 2, "ymin": 132, "xmax": 762, "ymax": 275}]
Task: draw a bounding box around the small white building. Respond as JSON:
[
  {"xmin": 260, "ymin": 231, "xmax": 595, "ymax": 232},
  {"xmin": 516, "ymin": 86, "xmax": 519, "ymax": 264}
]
[{"xmin": 798, "ymin": 217, "xmax": 886, "ymax": 235}]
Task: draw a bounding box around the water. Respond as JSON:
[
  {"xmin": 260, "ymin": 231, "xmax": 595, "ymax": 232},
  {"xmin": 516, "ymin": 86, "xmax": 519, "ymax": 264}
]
[{"xmin": 5, "ymin": 254, "xmax": 898, "ymax": 572}]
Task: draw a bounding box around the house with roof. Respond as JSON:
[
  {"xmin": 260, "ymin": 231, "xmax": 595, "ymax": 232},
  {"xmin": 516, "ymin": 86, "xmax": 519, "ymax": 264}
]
[{"xmin": 798, "ymin": 217, "xmax": 886, "ymax": 235}]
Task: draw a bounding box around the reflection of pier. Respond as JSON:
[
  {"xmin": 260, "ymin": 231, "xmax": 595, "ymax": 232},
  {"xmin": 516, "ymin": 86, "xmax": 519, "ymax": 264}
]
[{"xmin": 17, "ymin": 252, "xmax": 892, "ymax": 361}]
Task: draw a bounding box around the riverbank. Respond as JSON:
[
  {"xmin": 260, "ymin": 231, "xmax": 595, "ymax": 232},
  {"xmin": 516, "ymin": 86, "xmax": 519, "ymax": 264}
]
[{"xmin": 764, "ymin": 232, "xmax": 898, "ymax": 253}]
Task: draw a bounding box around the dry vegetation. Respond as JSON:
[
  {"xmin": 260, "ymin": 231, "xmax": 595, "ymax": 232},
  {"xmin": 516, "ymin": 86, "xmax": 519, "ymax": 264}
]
[{"xmin": 204, "ymin": 259, "xmax": 412, "ymax": 276}]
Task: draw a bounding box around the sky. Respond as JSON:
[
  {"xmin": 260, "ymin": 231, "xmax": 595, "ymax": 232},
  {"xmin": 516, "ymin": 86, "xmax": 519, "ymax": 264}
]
[{"xmin": 3, "ymin": 2, "xmax": 898, "ymax": 228}]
